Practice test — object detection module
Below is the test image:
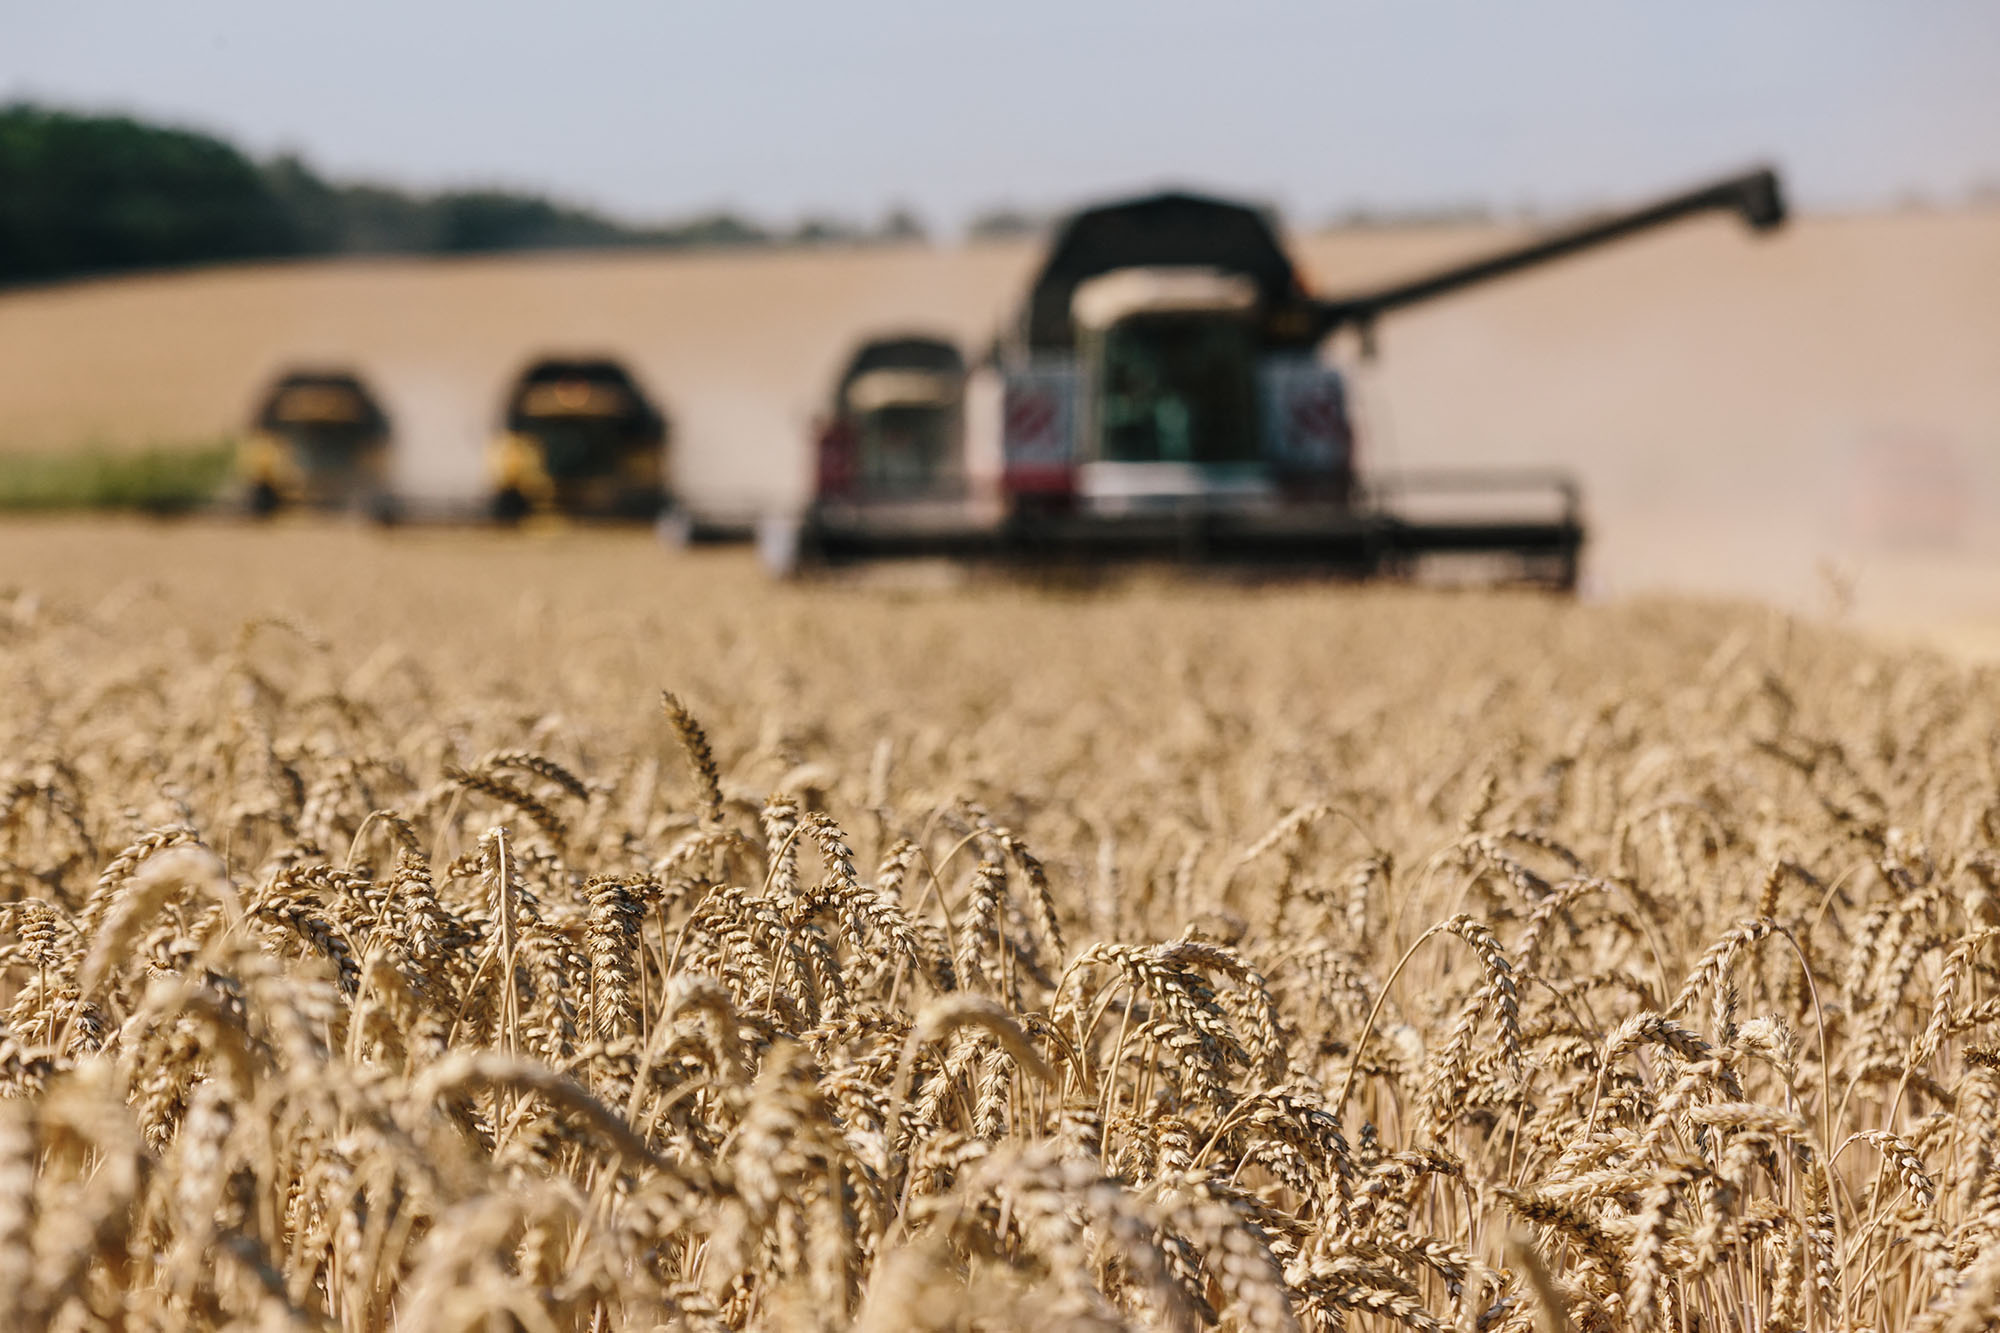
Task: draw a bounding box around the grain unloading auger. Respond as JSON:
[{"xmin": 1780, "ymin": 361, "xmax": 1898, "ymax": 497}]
[{"xmin": 784, "ymin": 166, "xmax": 1786, "ymax": 586}]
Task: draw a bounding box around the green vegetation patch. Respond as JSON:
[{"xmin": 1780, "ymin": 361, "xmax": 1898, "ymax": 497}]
[
  {"xmin": 1, "ymin": 103, "xmax": 933, "ymax": 287},
  {"xmin": 0, "ymin": 441, "xmax": 235, "ymax": 512}
]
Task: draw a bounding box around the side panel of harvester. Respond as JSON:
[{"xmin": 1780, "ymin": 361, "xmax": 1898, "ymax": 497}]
[
  {"xmin": 998, "ymin": 362, "xmax": 1079, "ymax": 504},
  {"xmin": 1259, "ymin": 357, "xmax": 1353, "ymax": 482}
]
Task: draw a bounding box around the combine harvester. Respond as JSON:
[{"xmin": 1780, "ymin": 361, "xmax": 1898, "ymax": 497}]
[
  {"xmin": 811, "ymin": 335, "xmax": 969, "ymax": 502},
  {"xmin": 237, "ymin": 368, "xmax": 398, "ymax": 520},
  {"xmin": 786, "ymin": 167, "xmax": 1786, "ymax": 587},
  {"xmin": 486, "ymin": 355, "xmax": 755, "ymax": 539},
  {"xmin": 487, "ymin": 356, "xmax": 675, "ymax": 523}
]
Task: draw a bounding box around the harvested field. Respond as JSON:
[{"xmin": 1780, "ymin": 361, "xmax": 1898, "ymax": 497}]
[
  {"xmin": 2, "ymin": 209, "xmax": 1998, "ymax": 630},
  {"xmin": 2, "ymin": 518, "xmax": 1998, "ymax": 1329}
]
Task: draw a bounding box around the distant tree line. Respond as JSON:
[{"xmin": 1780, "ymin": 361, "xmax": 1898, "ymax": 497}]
[
  {"xmin": 1324, "ymin": 201, "xmax": 1499, "ymax": 229},
  {"xmin": 0, "ymin": 104, "xmax": 935, "ymax": 286}
]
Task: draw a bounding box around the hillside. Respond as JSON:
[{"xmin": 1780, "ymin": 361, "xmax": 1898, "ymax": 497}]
[{"xmin": 0, "ymin": 211, "xmax": 1996, "ymax": 634}]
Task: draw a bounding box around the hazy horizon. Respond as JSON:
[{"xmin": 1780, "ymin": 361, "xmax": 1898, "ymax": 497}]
[{"xmin": 9, "ymin": 1, "xmax": 1999, "ymax": 232}]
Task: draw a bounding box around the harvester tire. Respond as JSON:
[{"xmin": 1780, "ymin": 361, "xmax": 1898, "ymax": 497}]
[
  {"xmin": 365, "ymin": 493, "xmax": 403, "ymax": 528},
  {"xmin": 490, "ymin": 488, "xmax": 531, "ymax": 524}
]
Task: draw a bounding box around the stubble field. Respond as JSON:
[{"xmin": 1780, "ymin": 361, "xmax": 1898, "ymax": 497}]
[{"xmin": 2, "ymin": 518, "xmax": 1999, "ymax": 1330}]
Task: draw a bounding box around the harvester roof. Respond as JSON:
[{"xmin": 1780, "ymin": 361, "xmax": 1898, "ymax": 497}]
[
  {"xmin": 504, "ymin": 356, "xmax": 662, "ymax": 433},
  {"xmin": 834, "ymin": 335, "xmax": 965, "ymax": 411},
  {"xmin": 1021, "ymin": 192, "xmax": 1308, "ymax": 351},
  {"xmin": 254, "ymin": 368, "xmax": 387, "ymax": 433},
  {"xmin": 836, "ymin": 335, "xmax": 963, "ymax": 386}
]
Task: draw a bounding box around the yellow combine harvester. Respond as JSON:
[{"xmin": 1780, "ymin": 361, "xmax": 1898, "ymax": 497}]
[
  {"xmin": 238, "ymin": 368, "xmax": 395, "ymax": 519},
  {"xmin": 487, "ymin": 357, "xmax": 668, "ymax": 521}
]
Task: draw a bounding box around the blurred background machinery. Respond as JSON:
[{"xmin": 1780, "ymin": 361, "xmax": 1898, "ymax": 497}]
[
  {"xmin": 238, "ymin": 368, "xmax": 396, "ymax": 520},
  {"xmin": 791, "ymin": 168, "xmax": 1785, "ymax": 585},
  {"xmin": 487, "ymin": 356, "xmax": 669, "ymax": 521}
]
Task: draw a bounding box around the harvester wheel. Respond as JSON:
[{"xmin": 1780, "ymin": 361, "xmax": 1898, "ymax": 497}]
[
  {"xmin": 490, "ymin": 488, "xmax": 531, "ymax": 524},
  {"xmin": 365, "ymin": 493, "xmax": 403, "ymax": 528},
  {"xmin": 245, "ymin": 483, "xmax": 281, "ymax": 519},
  {"xmin": 1553, "ymin": 551, "xmax": 1582, "ymax": 595}
]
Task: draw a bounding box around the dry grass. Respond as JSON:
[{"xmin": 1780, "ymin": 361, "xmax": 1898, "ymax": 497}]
[{"xmin": 1, "ymin": 519, "xmax": 1998, "ymax": 1330}]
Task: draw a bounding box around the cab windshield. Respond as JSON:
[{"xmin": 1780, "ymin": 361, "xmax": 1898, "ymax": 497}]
[
  {"xmin": 282, "ymin": 426, "xmax": 378, "ymax": 476},
  {"xmin": 1095, "ymin": 313, "xmax": 1260, "ymax": 465},
  {"xmin": 525, "ymin": 419, "xmax": 629, "ymax": 479},
  {"xmin": 855, "ymin": 404, "xmax": 955, "ymax": 494}
]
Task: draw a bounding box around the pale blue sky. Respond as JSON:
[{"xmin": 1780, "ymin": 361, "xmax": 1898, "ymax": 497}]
[{"xmin": 8, "ymin": 1, "xmax": 1997, "ymax": 228}]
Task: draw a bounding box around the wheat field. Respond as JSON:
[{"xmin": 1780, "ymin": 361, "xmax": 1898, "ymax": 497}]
[
  {"xmin": 5, "ymin": 210, "xmax": 1999, "ymax": 626},
  {"xmin": 2, "ymin": 518, "xmax": 1998, "ymax": 1331}
]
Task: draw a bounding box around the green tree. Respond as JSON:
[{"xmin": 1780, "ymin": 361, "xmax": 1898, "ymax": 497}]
[{"xmin": 0, "ymin": 104, "xmax": 299, "ymax": 283}]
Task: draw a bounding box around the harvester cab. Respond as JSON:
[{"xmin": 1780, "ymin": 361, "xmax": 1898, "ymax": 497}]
[
  {"xmin": 1004, "ymin": 193, "xmax": 1353, "ymax": 515},
  {"xmin": 488, "ymin": 357, "xmax": 668, "ymax": 521},
  {"xmin": 814, "ymin": 336, "xmax": 967, "ymax": 501},
  {"xmin": 792, "ymin": 166, "xmax": 1786, "ymax": 584},
  {"xmin": 239, "ymin": 368, "xmax": 394, "ymax": 518}
]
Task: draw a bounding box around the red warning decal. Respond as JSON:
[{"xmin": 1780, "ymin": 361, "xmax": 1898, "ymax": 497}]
[
  {"xmin": 1005, "ymin": 391, "xmax": 1057, "ymax": 447},
  {"xmin": 1289, "ymin": 386, "xmax": 1345, "ymax": 443}
]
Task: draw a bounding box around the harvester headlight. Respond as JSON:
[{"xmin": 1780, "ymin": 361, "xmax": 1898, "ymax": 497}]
[
  {"xmin": 488, "ymin": 434, "xmax": 555, "ymax": 502},
  {"xmin": 238, "ymin": 433, "xmax": 296, "ymax": 488}
]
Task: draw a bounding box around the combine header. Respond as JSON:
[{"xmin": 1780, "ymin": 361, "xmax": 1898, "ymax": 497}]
[
  {"xmin": 789, "ymin": 167, "xmax": 1786, "ymax": 585},
  {"xmin": 238, "ymin": 368, "xmax": 396, "ymax": 520},
  {"xmin": 488, "ymin": 357, "xmax": 670, "ymax": 521}
]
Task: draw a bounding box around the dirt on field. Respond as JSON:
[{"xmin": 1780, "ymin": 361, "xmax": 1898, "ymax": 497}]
[{"xmin": 0, "ymin": 210, "xmax": 1996, "ymax": 639}]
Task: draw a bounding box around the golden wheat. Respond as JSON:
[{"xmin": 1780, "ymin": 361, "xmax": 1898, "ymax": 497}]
[{"xmin": 0, "ymin": 520, "xmax": 1996, "ymax": 1330}]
